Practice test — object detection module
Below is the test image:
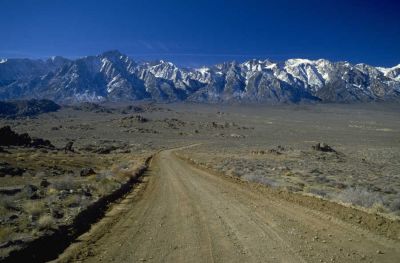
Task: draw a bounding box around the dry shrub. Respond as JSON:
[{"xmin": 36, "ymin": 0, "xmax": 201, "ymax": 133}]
[
  {"xmin": 96, "ymin": 179, "xmax": 120, "ymax": 196},
  {"xmin": 37, "ymin": 214, "xmax": 55, "ymax": 230},
  {"xmin": 23, "ymin": 200, "xmax": 46, "ymax": 217},
  {"xmin": 389, "ymin": 196, "xmax": 400, "ymax": 214},
  {"xmin": 46, "ymin": 187, "xmax": 59, "ymax": 196},
  {"xmin": 336, "ymin": 187, "xmax": 383, "ymax": 208},
  {"xmin": 0, "ymin": 226, "xmax": 13, "ymax": 243},
  {"xmin": 0, "ymin": 196, "xmax": 16, "ymax": 211},
  {"xmin": 63, "ymin": 194, "xmax": 90, "ymax": 208},
  {"xmin": 242, "ymin": 173, "xmax": 278, "ymax": 187},
  {"xmin": 371, "ymin": 203, "xmax": 387, "ymax": 213},
  {"xmin": 111, "ymin": 160, "xmax": 139, "ymax": 181},
  {"xmin": 303, "ymin": 186, "xmax": 328, "ymax": 197},
  {"xmin": 94, "ymin": 171, "xmax": 114, "ymax": 182},
  {"xmin": 53, "ymin": 177, "xmax": 79, "ymax": 191}
]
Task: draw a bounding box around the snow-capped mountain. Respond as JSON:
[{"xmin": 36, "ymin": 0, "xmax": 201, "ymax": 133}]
[{"xmin": 0, "ymin": 50, "xmax": 399, "ymax": 103}]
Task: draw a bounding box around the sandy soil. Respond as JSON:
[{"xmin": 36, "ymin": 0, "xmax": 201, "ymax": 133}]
[{"xmin": 54, "ymin": 148, "xmax": 400, "ymax": 263}]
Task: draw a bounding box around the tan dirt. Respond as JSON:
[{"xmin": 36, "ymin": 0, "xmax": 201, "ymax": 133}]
[{"xmin": 54, "ymin": 149, "xmax": 400, "ymax": 263}]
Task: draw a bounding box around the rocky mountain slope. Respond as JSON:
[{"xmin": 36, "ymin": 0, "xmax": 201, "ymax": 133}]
[{"xmin": 0, "ymin": 51, "xmax": 399, "ymax": 103}]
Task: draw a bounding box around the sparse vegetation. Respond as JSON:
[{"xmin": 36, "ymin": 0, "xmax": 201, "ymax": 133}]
[
  {"xmin": 242, "ymin": 173, "xmax": 278, "ymax": 187},
  {"xmin": 52, "ymin": 177, "xmax": 79, "ymax": 191},
  {"xmin": 1, "ymin": 102, "xmax": 400, "ymax": 260},
  {"xmin": 336, "ymin": 187, "xmax": 383, "ymax": 208},
  {"xmin": 188, "ymin": 146, "xmax": 400, "ymax": 213}
]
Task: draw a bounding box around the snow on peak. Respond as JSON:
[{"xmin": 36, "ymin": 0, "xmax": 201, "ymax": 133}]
[
  {"xmin": 0, "ymin": 50, "xmax": 399, "ymax": 103},
  {"xmin": 148, "ymin": 60, "xmax": 180, "ymax": 79},
  {"xmin": 285, "ymin": 58, "xmax": 314, "ymax": 66},
  {"xmin": 376, "ymin": 67, "xmax": 390, "ymax": 75},
  {"xmin": 283, "ymin": 58, "xmax": 329, "ymax": 89},
  {"xmin": 197, "ymin": 67, "xmax": 210, "ymax": 75},
  {"xmin": 157, "ymin": 60, "xmax": 175, "ymax": 67},
  {"xmin": 241, "ymin": 59, "xmax": 274, "ymax": 72},
  {"xmin": 379, "ymin": 64, "xmax": 400, "ymax": 72},
  {"xmin": 75, "ymin": 91, "xmax": 106, "ymax": 103}
]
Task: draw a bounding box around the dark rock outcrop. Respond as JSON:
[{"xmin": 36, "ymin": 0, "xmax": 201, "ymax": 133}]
[
  {"xmin": 0, "ymin": 126, "xmax": 54, "ymax": 148},
  {"xmin": 0, "ymin": 162, "xmax": 26, "ymax": 177},
  {"xmin": 0, "ymin": 99, "xmax": 60, "ymax": 119}
]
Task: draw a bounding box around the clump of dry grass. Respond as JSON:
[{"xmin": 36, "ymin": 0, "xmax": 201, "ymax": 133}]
[
  {"xmin": 242, "ymin": 173, "xmax": 278, "ymax": 187},
  {"xmin": 336, "ymin": 187, "xmax": 383, "ymax": 208},
  {"xmin": 389, "ymin": 196, "xmax": 400, "ymax": 215},
  {"xmin": 94, "ymin": 171, "xmax": 114, "ymax": 181},
  {"xmin": 53, "ymin": 177, "xmax": 79, "ymax": 191},
  {"xmin": 0, "ymin": 226, "xmax": 13, "ymax": 243},
  {"xmin": 23, "ymin": 200, "xmax": 46, "ymax": 218},
  {"xmin": 110, "ymin": 159, "xmax": 142, "ymax": 182},
  {"xmin": 63, "ymin": 194, "xmax": 90, "ymax": 208},
  {"xmin": 303, "ymin": 186, "xmax": 328, "ymax": 197},
  {"xmin": 96, "ymin": 179, "xmax": 120, "ymax": 196},
  {"xmin": 0, "ymin": 196, "xmax": 16, "ymax": 212},
  {"xmin": 37, "ymin": 214, "xmax": 55, "ymax": 230},
  {"xmin": 370, "ymin": 202, "xmax": 387, "ymax": 213}
]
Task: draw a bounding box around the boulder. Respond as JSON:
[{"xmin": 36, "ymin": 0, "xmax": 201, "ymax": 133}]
[
  {"xmin": 31, "ymin": 138, "xmax": 54, "ymax": 148},
  {"xmin": 94, "ymin": 145, "xmax": 117, "ymax": 154},
  {"xmin": 230, "ymin": 133, "xmax": 244, "ymax": 138},
  {"xmin": 132, "ymin": 115, "xmax": 148, "ymax": 123},
  {"xmin": 40, "ymin": 179, "xmax": 50, "ymax": 188},
  {"xmin": 80, "ymin": 168, "xmax": 96, "ymax": 177},
  {"xmin": 64, "ymin": 141, "xmax": 74, "ymax": 153},
  {"xmin": 51, "ymin": 208, "xmax": 64, "ymax": 219},
  {"xmin": 312, "ymin": 142, "xmax": 336, "ymax": 153},
  {"xmin": 23, "ymin": 184, "xmax": 40, "ymax": 199}
]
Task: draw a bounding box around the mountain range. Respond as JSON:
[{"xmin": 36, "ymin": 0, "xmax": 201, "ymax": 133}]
[{"xmin": 0, "ymin": 50, "xmax": 399, "ymax": 104}]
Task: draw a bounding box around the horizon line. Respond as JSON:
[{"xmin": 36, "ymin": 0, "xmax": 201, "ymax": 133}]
[{"xmin": 0, "ymin": 50, "xmax": 399, "ymax": 68}]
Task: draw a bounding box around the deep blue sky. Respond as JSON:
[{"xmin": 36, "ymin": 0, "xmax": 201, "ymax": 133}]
[{"xmin": 0, "ymin": 0, "xmax": 399, "ymax": 67}]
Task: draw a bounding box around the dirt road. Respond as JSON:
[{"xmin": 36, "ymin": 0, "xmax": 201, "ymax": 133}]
[{"xmin": 55, "ymin": 149, "xmax": 400, "ymax": 263}]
